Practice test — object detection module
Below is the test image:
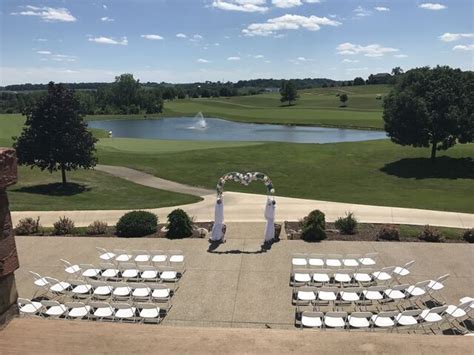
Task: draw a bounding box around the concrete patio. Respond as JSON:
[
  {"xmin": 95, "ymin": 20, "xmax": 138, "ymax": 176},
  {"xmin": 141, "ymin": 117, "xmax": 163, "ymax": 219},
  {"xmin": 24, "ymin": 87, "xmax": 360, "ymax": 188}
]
[{"xmin": 14, "ymin": 222, "xmax": 474, "ymax": 330}]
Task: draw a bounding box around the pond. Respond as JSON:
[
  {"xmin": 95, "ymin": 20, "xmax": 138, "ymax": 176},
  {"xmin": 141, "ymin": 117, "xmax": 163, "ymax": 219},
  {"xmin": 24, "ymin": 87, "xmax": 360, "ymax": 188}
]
[{"xmin": 88, "ymin": 116, "xmax": 388, "ymax": 144}]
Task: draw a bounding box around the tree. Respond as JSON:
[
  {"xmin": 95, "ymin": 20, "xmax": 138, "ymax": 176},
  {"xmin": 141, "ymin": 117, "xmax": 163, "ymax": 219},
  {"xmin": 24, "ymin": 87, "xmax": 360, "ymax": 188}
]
[
  {"xmin": 111, "ymin": 73, "xmax": 140, "ymax": 111},
  {"xmin": 383, "ymin": 66, "xmax": 473, "ymax": 162},
  {"xmin": 279, "ymin": 80, "xmax": 298, "ymax": 106},
  {"xmin": 391, "ymin": 67, "xmax": 404, "ymax": 76},
  {"xmin": 13, "ymin": 82, "xmax": 98, "ymax": 186},
  {"xmin": 339, "ymin": 93, "xmax": 348, "ymax": 107},
  {"xmin": 353, "ymin": 77, "xmax": 365, "ymax": 86}
]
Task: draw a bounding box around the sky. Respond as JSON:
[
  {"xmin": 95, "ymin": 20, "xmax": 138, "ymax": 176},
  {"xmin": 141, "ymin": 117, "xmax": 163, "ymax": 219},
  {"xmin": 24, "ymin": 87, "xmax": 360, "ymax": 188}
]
[{"xmin": 0, "ymin": 0, "xmax": 473, "ymax": 85}]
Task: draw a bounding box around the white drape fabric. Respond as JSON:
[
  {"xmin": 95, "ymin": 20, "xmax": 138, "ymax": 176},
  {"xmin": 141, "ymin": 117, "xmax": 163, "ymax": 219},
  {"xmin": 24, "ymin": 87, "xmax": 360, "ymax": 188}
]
[
  {"xmin": 264, "ymin": 198, "xmax": 276, "ymax": 242},
  {"xmin": 211, "ymin": 198, "xmax": 224, "ymax": 241}
]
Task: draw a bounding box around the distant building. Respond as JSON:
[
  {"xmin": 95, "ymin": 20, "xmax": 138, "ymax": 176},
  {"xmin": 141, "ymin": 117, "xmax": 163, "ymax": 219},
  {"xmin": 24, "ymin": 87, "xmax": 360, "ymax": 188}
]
[{"xmin": 264, "ymin": 87, "xmax": 280, "ymax": 93}]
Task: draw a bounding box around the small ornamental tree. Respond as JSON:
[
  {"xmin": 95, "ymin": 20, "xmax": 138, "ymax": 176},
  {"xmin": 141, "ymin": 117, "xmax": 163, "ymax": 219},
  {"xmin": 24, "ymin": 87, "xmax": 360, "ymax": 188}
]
[
  {"xmin": 280, "ymin": 80, "xmax": 299, "ymax": 106},
  {"xmin": 13, "ymin": 82, "xmax": 98, "ymax": 186},
  {"xmin": 383, "ymin": 66, "xmax": 473, "ymax": 162},
  {"xmin": 339, "ymin": 94, "xmax": 348, "ymax": 107},
  {"xmin": 166, "ymin": 209, "xmax": 193, "ymax": 239}
]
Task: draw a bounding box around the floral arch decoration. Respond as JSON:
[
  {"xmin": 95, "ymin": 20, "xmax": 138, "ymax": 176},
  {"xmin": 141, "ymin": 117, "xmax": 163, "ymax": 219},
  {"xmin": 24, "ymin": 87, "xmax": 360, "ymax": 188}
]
[{"xmin": 216, "ymin": 172, "xmax": 275, "ymax": 198}]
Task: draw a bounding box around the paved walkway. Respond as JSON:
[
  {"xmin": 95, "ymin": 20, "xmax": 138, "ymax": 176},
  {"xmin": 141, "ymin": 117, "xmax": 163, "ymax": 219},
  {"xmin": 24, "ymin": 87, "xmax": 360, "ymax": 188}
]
[{"xmin": 11, "ymin": 165, "xmax": 474, "ymax": 228}]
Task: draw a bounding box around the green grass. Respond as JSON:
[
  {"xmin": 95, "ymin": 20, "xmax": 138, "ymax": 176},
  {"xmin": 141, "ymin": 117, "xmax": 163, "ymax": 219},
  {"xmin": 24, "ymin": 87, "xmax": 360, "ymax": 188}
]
[
  {"xmin": 98, "ymin": 139, "xmax": 474, "ymax": 213},
  {"xmin": 8, "ymin": 166, "xmax": 200, "ymax": 211},
  {"xmin": 399, "ymin": 225, "xmax": 466, "ymax": 241}
]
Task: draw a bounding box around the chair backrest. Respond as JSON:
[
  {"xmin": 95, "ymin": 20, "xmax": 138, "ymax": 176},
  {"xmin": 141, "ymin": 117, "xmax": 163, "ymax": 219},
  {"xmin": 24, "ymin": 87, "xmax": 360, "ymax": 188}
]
[
  {"xmin": 133, "ymin": 250, "xmax": 150, "ymax": 256},
  {"xmin": 428, "ymin": 305, "xmax": 448, "ymax": 315},
  {"xmin": 335, "ymin": 269, "xmax": 352, "ymax": 275},
  {"xmin": 90, "ymin": 301, "xmax": 112, "ymax": 309},
  {"xmin": 114, "ymin": 249, "xmax": 128, "ymax": 254},
  {"xmin": 364, "ymin": 252, "xmax": 378, "ymax": 259},
  {"xmin": 293, "ymin": 269, "xmax": 310, "ymax": 275},
  {"xmin": 169, "ymin": 250, "xmax": 183, "ymax": 256},
  {"xmin": 65, "ymin": 302, "xmax": 86, "ymax": 308},
  {"xmin": 325, "ymin": 311, "xmax": 347, "ymax": 318},
  {"xmin": 292, "ymin": 253, "xmax": 307, "ymax": 258},
  {"xmin": 18, "ymin": 298, "xmax": 34, "ymax": 306},
  {"xmin": 69, "ymin": 279, "xmax": 85, "ymax": 286},
  {"xmin": 298, "ymin": 286, "xmax": 316, "ymax": 293},
  {"xmin": 114, "ymin": 282, "xmax": 131, "ymax": 289},
  {"xmin": 344, "ymin": 254, "xmax": 360, "ymax": 260},
  {"xmin": 380, "ymin": 266, "xmax": 396, "ymax": 273},
  {"xmin": 350, "ymin": 312, "xmax": 372, "ymax": 318},
  {"xmin": 112, "ymin": 302, "xmax": 133, "ymax": 309},
  {"xmin": 313, "ymin": 269, "xmax": 331, "ymax": 275},
  {"xmin": 41, "ymin": 300, "xmax": 60, "ymax": 307},
  {"xmin": 367, "ymin": 285, "xmax": 385, "ymax": 292},
  {"xmin": 458, "ymin": 299, "xmax": 474, "ymax": 310},
  {"xmin": 319, "ymin": 287, "xmax": 338, "ymax": 293},
  {"xmin": 326, "ymin": 254, "xmax": 342, "ymax": 260},
  {"xmin": 355, "ymin": 268, "xmax": 373, "ymax": 275},
  {"xmin": 400, "ymin": 309, "xmax": 422, "ymax": 317},
  {"xmin": 341, "ymin": 287, "xmax": 362, "ymax": 294},
  {"xmin": 308, "ymin": 253, "xmax": 324, "ymax": 259},
  {"xmin": 29, "ymin": 271, "xmax": 44, "ymax": 281},
  {"xmin": 151, "ymin": 250, "xmax": 166, "ymax": 256},
  {"xmin": 60, "ymin": 259, "xmax": 73, "ymax": 267},
  {"xmin": 139, "ymin": 265, "xmax": 156, "ymax": 271},
  {"xmin": 135, "ymin": 302, "xmax": 159, "ymax": 310},
  {"xmin": 79, "ymin": 263, "xmax": 95, "ymax": 269},
  {"xmin": 100, "ymin": 263, "xmax": 116, "ymax": 269},
  {"xmin": 302, "ymin": 311, "xmax": 323, "ymax": 318},
  {"xmin": 90, "ymin": 280, "xmax": 109, "ymax": 288},
  {"xmin": 376, "ymin": 311, "xmax": 398, "ymax": 318},
  {"xmin": 435, "ymin": 274, "xmax": 450, "ymax": 283},
  {"xmin": 133, "ymin": 284, "xmax": 151, "ymax": 291},
  {"xmin": 148, "ymin": 283, "xmax": 170, "ymax": 291},
  {"xmin": 415, "ymin": 280, "xmax": 431, "ymax": 289},
  {"xmin": 44, "ymin": 276, "xmax": 60, "ymax": 285},
  {"xmin": 160, "ymin": 266, "xmax": 177, "ymax": 272},
  {"xmin": 96, "ymin": 247, "xmax": 107, "ymax": 253},
  {"xmin": 402, "ymin": 260, "xmax": 415, "ymax": 269},
  {"xmin": 391, "ymin": 284, "xmax": 409, "ymax": 291},
  {"xmin": 120, "ymin": 263, "xmax": 138, "ymax": 270}
]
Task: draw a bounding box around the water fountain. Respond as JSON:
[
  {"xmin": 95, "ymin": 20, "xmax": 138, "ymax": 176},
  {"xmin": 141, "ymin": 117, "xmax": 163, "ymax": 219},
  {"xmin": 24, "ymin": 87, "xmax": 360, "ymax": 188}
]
[{"xmin": 191, "ymin": 112, "xmax": 207, "ymax": 130}]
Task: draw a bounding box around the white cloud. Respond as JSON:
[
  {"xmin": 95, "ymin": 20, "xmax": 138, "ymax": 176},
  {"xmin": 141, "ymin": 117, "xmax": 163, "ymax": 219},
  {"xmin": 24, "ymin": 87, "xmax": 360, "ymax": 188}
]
[
  {"xmin": 88, "ymin": 36, "xmax": 128, "ymax": 45},
  {"xmin": 197, "ymin": 58, "xmax": 211, "ymax": 63},
  {"xmin": 141, "ymin": 34, "xmax": 164, "ymax": 40},
  {"xmin": 346, "ymin": 67, "xmax": 369, "ymax": 72},
  {"xmin": 374, "ymin": 7, "xmax": 390, "ymax": 12},
  {"xmin": 272, "ymin": 0, "xmax": 321, "ymax": 8},
  {"xmin": 254, "ymin": 54, "xmax": 264, "ymax": 59},
  {"xmin": 354, "ymin": 6, "xmax": 371, "ymax": 17},
  {"xmin": 193, "ymin": 34, "xmax": 203, "ymax": 40},
  {"xmin": 439, "ymin": 32, "xmax": 474, "ymax": 42},
  {"xmin": 51, "ymin": 54, "xmax": 76, "ymax": 62},
  {"xmin": 453, "ymin": 44, "xmax": 474, "ymax": 51},
  {"xmin": 341, "ymin": 58, "xmax": 359, "ymax": 63},
  {"xmin": 101, "ymin": 16, "xmax": 114, "ymax": 22},
  {"xmin": 11, "ymin": 5, "xmax": 77, "ymax": 22},
  {"xmin": 336, "ymin": 42, "xmax": 399, "ymax": 57},
  {"xmin": 227, "ymin": 56, "xmax": 241, "ymax": 61},
  {"xmin": 214, "ymin": 42, "xmax": 220, "ymax": 46},
  {"xmin": 394, "ymin": 54, "xmax": 408, "ymax": 58},
  {"xmin": 419, "ymin": 3, "xmax": 447, "ymax": 10},
  {"xmin": 36, "ymin": 50, "xmax": 51, "ymax": 55},
  {"xmin": 297, "ymin": 56, "xmax": 307, "ymax": 61},
  {"xmin": 212, "ymin": 0, "xmax": 268, "ymax": 13},
  {"xmin": 242, "ymin": 14, "xmax": 341, "ymax": 36},
  {"xmin": 176, "ymin": 33, "xmax": 187, "ymax": 38},
  {"xmin": 35, "ymin": 38, "xmax": 47, "ymax": 42},
  {"xmin": 103, "ymin": 5, "xmax": 108, "ymax": 10}
]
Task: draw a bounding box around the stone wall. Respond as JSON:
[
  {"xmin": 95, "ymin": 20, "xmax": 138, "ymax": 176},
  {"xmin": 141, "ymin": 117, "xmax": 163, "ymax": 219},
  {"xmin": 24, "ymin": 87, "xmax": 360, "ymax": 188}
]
[{"xmin": 0, "ymin": 148, "xmax": 19, "ymax": 328}]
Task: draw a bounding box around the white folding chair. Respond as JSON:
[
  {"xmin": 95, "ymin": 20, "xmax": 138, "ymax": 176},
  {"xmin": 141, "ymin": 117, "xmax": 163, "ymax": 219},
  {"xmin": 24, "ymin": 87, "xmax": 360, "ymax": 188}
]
[
  {"xmin": 169, "ymin": 250, "xmax": 185, "ymax": 271},
  {"xmin": 79, "ymin": 264, "xmax": 101, "ymax": 278},
  {"xmin": 372, "ymin": 266, "xmax": 395, "ymax": 284},
  {"xmin": 44, "ymin": 276, "xmax": 70, "ymax": 296},
  {"xmin": 41, "ymin": 300, "xmax": 67, "ymax": 318},
  {"xmin": 427, "ymin": 274, "xmax": 450, "ymax": 304},
  {"xmin": 70, "ymin": 279, "xmax": 92, "ymax": 299},
  {"xmin": 362, "ymin": 285, "xmax": 385, "ymax": 308},
  {"xmin": 60, "ymin": 259, "xmax": 81, "ymax": 277},
  {"xmin": 348, "ymin": 312, "xmax": 372, "ymax": 330},
  {"xmin": 112, "ymin": 282, "xmax": 132, "ymax": 300},
  {"xmin": 419, "ymin": 306, "xmax": 448, "ymax": 333},
  {"xmin": 295, "ymin": 287, "xmax": 316, "ymax": 312},
  {"xmin": 150, "ymin": 250, "xmax": 168, "ymax": 264},
  {"xmin": 325, "ymin": 254, "xmax": 342, "ymax": 268},
  {"xmin": 393, "ymin": 260, "xmax": 415, "ymax": 278},
  {"xmin": 300, "ymin": 311, "xmax": 323, "ymax": 329},
  {"xmin": 99, "ymin": 263, "xmax": 120, "ymax": 280},
  {"xmin": 312, "ymin": 269, "xmax": 331, "ymax": 286},
  {"xmin": 96, "ymin": 247, "xmax": 115, "ymax": 261},
  {"xmin": 131, "ymin": 284, "xmax": 152, "ymax": 301},
  {"xmin": 395, "ymin": 309, "xmax": 422, "ymax": 332},
  {"xmin": 406, "ymin": 280, "xmax": 430, "ymax": 306},
  {"xmin": 18, "ymin": 298, "xmax": 42, "ymax": 317},
  {"xmin": 89, "ymin": 301, "xmax": 114, "ymax": 321},
  {"xmin": 291, "ymin": 253, "xmax": 308, "ymax": 268},
  {"xmin": 339, "ymin": 287, "xmax": 362, "ymax": 308},
  {"xmin": 316, "ymin": 287, "xmax": 338, "ymax": 310},
  {"xmin": 114, "ymin": 249, "xmax": 132, "ymax": 262},
  {"xmin": 137, "ymin": 302, "xmax": 162, "ymax": 324},
  {"xmin": 359, "ymin": 253, "xmax": 378, "ymax": 266},
  {"xmin": 354, "ymin": 268, "xmax": 374, "ymax": 286},
  {"xmin": 112, "ymin": 303, "xmax": 137, "ymax": 322},
  {"xmin": 30, "ymin": 271, "xmax": 50, "ymax": 297},
  {"xmin": 371, "ymin": 310, "xmax": 398, "ymax": 330},
  {"xmin": 120, "ymin": 263, "xmax": 139, "ymax": 280},
  {"xmin": 445, "ymin": 299, "xmax": 474, "ymax": 333},
  {"xmin": 384, "ymin": 284, "xmax": 409, "ymax": 307},
  {"xmin": 308, "ymin": 254, "xmax": 325, "ymax": 268},
  {"xmin": 139, "ymin": 265, "xmax": 159, "ymax": 281},
  {"xmin": 133, "ymin": 250, "xmax": 151, "ymax": 264},
  {"xmin": 292, "ymin": 269, "xmax": 311, "ymax": 287},
  {"xmin": 324, "ymin": 311, "xmax": 347, "ymax": 329},
  {"xmin": 342, "ymin": 254, "xmax": 361, "ymax": 268},
  {"xmin": 149, "ymin": 284, "xmax": 171, "ymax": 310},
  {"xmin": 334, "ymin": 269, "xmax": 353, "ymax": 286},
  {"xmin": 91, "ymin": 280, "xmax": 113, "ymax": 299},
  {"xmin": 65, "ymin": 302, "xmax": 91, "ymax": 320},
  {"xmin": 159, "ymin": 266, "xmax": 179, "ymax": 284}
]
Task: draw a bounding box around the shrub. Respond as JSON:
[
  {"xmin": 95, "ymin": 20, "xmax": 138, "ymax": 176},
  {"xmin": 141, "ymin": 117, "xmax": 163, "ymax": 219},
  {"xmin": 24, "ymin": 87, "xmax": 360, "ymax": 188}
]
[
  {"xmin": 376, "ymin": 224, "xmax": 400, "ymax": 241},
  {"xmin": 462, "ymin": 229, "xmax": 474, "ymax": 243},
  {"xmin": 53, "ymin": 216, "xmax": 75, "ymax": 235},
  {"xmin": 116, "ymin": 211, "xmax": 158, "ymax": 238},
  {"xmin": 301, "ymin": 210, "xmax": 326, "ymax": 242},
  {"xmin": 166, "ymin": 209, "xmax": 193, "ymax": 239},
  {"xmin": 15, "ymin": 217, "xmax": 41, "ymax": 235},
  {"xmin": 86, "ymin": 220, "xmax": 108, "ymax": 235},
  {"xmin": 419, "ymin": 225, "xmax": 444, "ymax": 243},
  {"xmin": 334, "ymin": 212, "xmax": 358, "ymax": 235}
]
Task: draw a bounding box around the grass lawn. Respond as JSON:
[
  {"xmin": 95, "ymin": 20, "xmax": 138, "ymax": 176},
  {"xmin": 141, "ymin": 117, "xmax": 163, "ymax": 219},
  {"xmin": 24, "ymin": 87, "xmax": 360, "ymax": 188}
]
[{"xmin": 98, "ymin": 139, "xmax": 474, "ymax": 214}]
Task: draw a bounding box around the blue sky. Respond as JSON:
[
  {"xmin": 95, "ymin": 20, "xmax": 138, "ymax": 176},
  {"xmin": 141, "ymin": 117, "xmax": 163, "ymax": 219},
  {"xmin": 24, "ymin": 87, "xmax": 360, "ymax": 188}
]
[{"xmin": 1, "ymin": 0, "xmax": 473, "ymax": 84}]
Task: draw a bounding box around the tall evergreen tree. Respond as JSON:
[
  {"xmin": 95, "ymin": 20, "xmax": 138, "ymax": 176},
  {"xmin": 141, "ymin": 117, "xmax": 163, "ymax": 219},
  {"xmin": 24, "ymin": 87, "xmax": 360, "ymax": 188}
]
[{"xmin": 279, "ymin": 80, "xmax": 299, "ymax": 106}]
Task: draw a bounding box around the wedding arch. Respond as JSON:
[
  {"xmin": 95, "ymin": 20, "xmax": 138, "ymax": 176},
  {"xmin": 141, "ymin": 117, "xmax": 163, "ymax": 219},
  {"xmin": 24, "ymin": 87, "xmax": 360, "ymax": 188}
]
[{"xmin": 210, "ymin": 172, "xmax": 276, "ymax": 243}]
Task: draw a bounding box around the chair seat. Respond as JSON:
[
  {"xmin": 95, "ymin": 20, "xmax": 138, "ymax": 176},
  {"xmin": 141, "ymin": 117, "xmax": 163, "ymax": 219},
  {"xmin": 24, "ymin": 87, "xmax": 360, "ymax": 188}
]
[
  {"xmin": 318, "ymin": 291, "xmax": 337, "ymax": 301},
  {"xmin": 94, "ymin": 286, "xmax": 112, "ymax": 296},
  {"xmin": 152, "ymin": 255, "xmax": 167, "ymax": 263},
  {"xmin": 371, "ymin": 315, "xmax": 395, "ymax": 328},
  {"xmin": 308, "ymin": 259, "xmax": 324, "ymax": 267},
  {"xmin": 135, "ymin": 255, "xmax": 150, "ymax": 262},
  {"xmin": 363, "ymin": 291, "xmax": 383, "ymax": 300},
  {"xmin": 428, "ymin": 281, "xmax": 444, "ymax": 291},
  {"xmin": 340, "ymin": 292, "xmax": 360, "ymax": 302},
  {"xmin": 152, "ymin": 289, "xmax": 170, "ymax": 299},
  {"xmin": 394, "ymin": 267, "xmax": 410, "ymax": 276},
  {"xmin": 385, "ymin": 289, "xmax": 406, "ymax": 300},
  {"xmin": 101, "ymin": 269, "xmax": 119, "ymax": 278},
  {"xmin": 116, "ymin": 255, "xmax": 132, "ymax": 262},
  {"xmin": 297, "ymin": 291, "xmax": 316, "ymax": 301},
  {"xmin": 170, "ymin": 255, "xmax": 184, "ymax": 263},
  {"xmin": 312, "ymin": 274, "xmax": 330, "ymax": 283},
  {"xmin": 94, "ymin": 307, "xmax": 113, "ymax": 317},
  {"xmin": 141, "ymin": 271, "xmax": 158, "ymax": 279},
  {"xmin": 294, "ymin": 273, "xmax": 311, "ymax": 283},
  {"xmin": 68, "ymin": 305, "xmax": 91, "ymax": 318},
  {"xmin": 446, "ymin": 305, "xmax": 467, "ymax": 318},
  {"xmin": 325, "ymin": 260, "xmax": 341, "ymax": 267},
  {"xmin": 65, "ymin": 265, "xmax": 81, "ymax": 274},
  {"xmin": 396, "ymin": 315, "xmax": 418, "ymax": 326},
  {"xmin": 34, "ymin": 278, "xmax": 49, "ymax": 287},
  {"xmin": 334, "ymin": 274, "xmax": 352, "ymax": 283},
  {"xmin": 359, "ymin": 258, "xmax": 376, "ymax": 266},
  {"xmin": 343, "ymin": 259, "xmax": 359, "ymax": 267},
  {"xmin": 113, "ymin": 287, "xmax": 131, "ymax": 296},
  {"xmin": 133, "ymin": 288, "xmax": 151, "ymax": 297},
  {"xmin": 421, "ymin": 310, "xmax": 443, "ymax": 323},
  {"xmin": 50, "ymin": 282, "xmax": 70, "ymax": 292},
  {"xmin": 324, "ymin": 316, "xmax": 345, "ymax": 328},
  {"xmin": 354, "ymin": 274, "xmax": 372, "ymax": 282},
  {"xmin": 46, "ymin": 305, "xmax": 67, "ymax": 316},
  {"xmin": 115, "ymin": 307, "xmax": 136, "ymax": 319},
  {"xmin": 161, "ymin": 271, "xmax": 177, "ymax": 280},
  {"xmin": 348, "ymin": 316, "xmax": 370, "ymax": 328},
  {"xmin": 292, "ymin": 258, "xmax": 307, "ymax": 266},
  {"xmin": 140, "ymin": 307, "xmax": 160, "ymax": 319},
  {"xmin": 72, "ymin": 284, "xmax": 92, "ymax": 294},
  {"xmin": 82, "ymin": 269, "xmax": 100, "ymax": 278},
  {"xmin": 373, "ymin": 272, "xmax": 391, "ymax": 281},
  {"xmin": 407, "ymin": 286, "xmax": 425, "ymax": 297},
  {"xmin": 122, "ymin": 270, "xmax": 139, "ymax": 278},
  {"xmin": 99, "ymin": 252, "xmax": 115, "ymax": 260},
  {"xmin": 301, "ymin": 315, "xmax": 322, "ymax": 328},
  {"xmin": 20, "ymin": 302, "xmax": 42, "ymax": 314}
]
